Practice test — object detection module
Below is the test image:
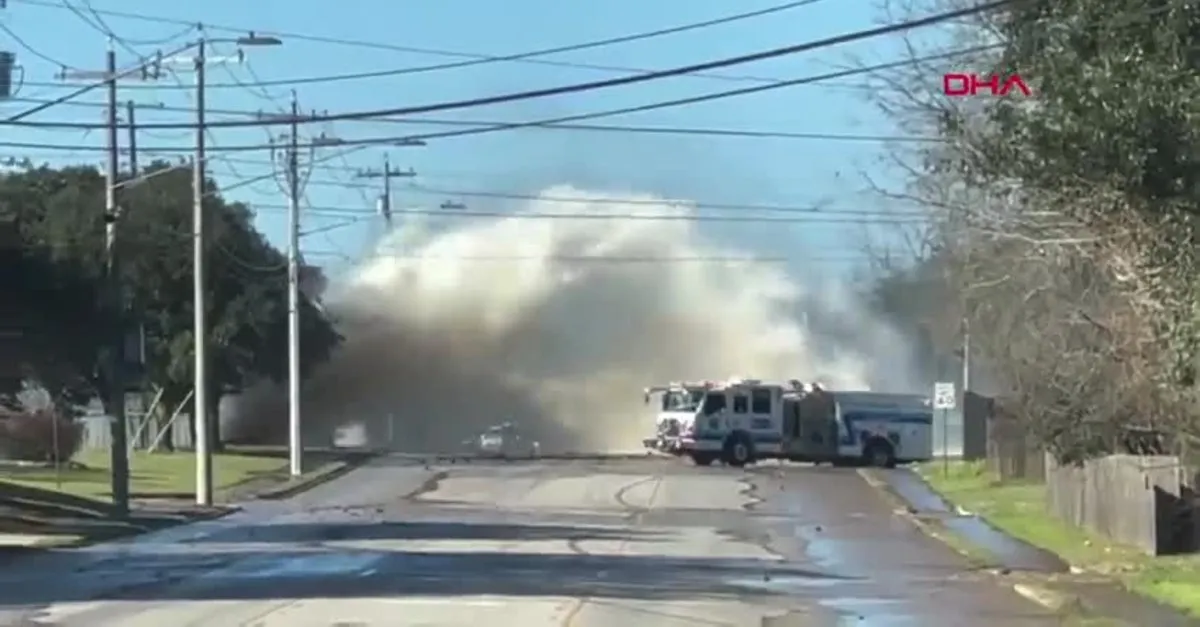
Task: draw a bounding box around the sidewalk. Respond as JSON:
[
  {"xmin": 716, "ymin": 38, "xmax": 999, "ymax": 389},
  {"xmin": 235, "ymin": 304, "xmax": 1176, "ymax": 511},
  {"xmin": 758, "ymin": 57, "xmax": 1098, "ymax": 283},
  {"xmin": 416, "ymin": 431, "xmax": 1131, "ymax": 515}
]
[
  {"xmin": 1015, "ymin": 576, "xmax": 1200, "ymax": 626},
  {"xmin": 861, "ymin": 467, "xmax": 1200, "ymax": 625}
]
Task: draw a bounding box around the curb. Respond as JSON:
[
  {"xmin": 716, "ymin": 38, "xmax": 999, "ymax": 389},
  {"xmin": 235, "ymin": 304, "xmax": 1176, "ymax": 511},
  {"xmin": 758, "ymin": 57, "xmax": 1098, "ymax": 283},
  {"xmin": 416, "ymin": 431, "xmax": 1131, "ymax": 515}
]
[
  {"xmin": 1, "ymin": 504, "xmax": 241, "ymax": 553},
  {"xmin": 253, "ymin": 454, "xmax": 374, "ymax": 500},
  {"xmin": 855, "ymin": 468, "xmax": 916, "ymax": 515},
  {"xmin": 855, "ymin": 468, "xmax": 998, "ymax": 568},
  {"xmin": 1012, "ymin": 582, "xmax": 1082, "ymax": 613},
  {"xmin": 419, "ymin": 452, "xmax": 660, "ymax": 464}
]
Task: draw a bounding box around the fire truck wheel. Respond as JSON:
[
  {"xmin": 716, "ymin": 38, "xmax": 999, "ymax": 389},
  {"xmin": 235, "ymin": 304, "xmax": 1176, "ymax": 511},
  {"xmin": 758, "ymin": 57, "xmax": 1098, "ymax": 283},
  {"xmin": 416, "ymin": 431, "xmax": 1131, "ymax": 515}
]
[
  {"xmin": 863, "ymin": 438, "xmax": 896, "ymax": 468},
  {"xmin": 722, "ymin": 432, "xmax": 754, "ymax": 467}
]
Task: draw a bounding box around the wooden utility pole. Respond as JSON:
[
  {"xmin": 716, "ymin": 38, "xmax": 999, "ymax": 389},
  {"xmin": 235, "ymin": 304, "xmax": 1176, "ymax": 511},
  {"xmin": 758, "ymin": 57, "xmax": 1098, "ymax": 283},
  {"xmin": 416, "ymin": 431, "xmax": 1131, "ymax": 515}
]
[
  {"xmin": 355, "ymin": 155, "xmax": 415, "ymax": 226},
  {"xmin": 126, "ymin": 100, "xmax": 138, "ymax": 175}
]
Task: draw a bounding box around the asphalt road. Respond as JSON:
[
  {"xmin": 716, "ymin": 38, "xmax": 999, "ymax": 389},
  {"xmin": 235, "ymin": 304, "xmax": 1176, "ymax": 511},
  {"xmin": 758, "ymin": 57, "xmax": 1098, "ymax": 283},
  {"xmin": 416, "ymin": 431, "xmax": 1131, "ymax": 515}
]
[{"xmin": 0, "ymin": 455, "xmax": 1061, "ymax": 626}]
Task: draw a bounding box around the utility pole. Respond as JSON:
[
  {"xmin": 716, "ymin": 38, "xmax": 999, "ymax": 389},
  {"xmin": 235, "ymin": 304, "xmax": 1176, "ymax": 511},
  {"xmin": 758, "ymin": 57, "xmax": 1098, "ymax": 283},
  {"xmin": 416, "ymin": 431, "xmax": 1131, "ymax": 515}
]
[
  {"xmin": 59, "ymin": 43, "xmax": 130, "ymax": 515},
  {"xmin": 262, "ymin": 94, "xmax": 306, "ymax": 476},
  {"xmin": 961, "ymin": 317, "xmax": 971, "ymax": 392},
  {"xmin": 56, "ymin": 41, "xmax": 186, "ymax": 514},
  {"xmin": 286, "ymin": 92, "xmax": 302, "ymax": 477},
  {"xmin": 355, "ymin": 155, "xmax": 415, "ymax": 227},
  {"xmin": 126, "ymin": 100, "xmax": 137, "ymax": 176},
  {"xmin": 259, "ymin": 97, "xmax": 344, "ymax": 477},
  {"xmin": 192, "ymin": 41, "xmax": 212, "ymax": 506},
  {"xmin": 102, "ymin": 44, "xmax": 130, "ymax": 516},
  {"xmin": 52, "ymin": 34, "xmax": 280, "ymax": 508},
  {"xmin": 146, "ymin": 33, "xmax": 278, "ymax": 504}
]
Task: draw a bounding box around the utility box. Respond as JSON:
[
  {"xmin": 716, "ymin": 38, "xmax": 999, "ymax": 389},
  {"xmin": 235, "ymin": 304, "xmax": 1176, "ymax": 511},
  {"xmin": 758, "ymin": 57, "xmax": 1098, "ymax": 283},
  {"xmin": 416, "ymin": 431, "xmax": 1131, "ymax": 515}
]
[{"xmin": 0, "ymin": 52, "xmax": 14, "ymax": 98}]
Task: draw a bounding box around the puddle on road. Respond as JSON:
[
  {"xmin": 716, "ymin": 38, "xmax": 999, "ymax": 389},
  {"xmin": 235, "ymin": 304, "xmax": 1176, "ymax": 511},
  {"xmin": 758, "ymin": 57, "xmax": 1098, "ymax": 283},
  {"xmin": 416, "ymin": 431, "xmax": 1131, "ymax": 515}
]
[
  {"xmin": 202, "ymin": 552, "xmax": 384, "ymax": 580},
  {"xmin": 726, "ymin": 574, "xmax": 850, "ymax": 591},
  {"xmin": 792, "ymin": 524, "xmax": 856, "ymax": 574},
  {"xmin": 822, "ymin": 597, "xmax": 917, "ymax": 626}
]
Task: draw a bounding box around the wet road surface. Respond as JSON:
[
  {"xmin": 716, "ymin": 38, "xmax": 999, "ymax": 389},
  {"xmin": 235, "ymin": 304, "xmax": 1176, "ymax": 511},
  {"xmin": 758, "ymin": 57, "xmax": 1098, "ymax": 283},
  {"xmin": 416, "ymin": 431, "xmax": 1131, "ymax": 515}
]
[
  {"xmin": 0, "ymin": 456, "xmax": 1060, "ymax": 625},
  {"xmin": 869, "ymin": 468, "xmax": 1069, "ymax": 573}
]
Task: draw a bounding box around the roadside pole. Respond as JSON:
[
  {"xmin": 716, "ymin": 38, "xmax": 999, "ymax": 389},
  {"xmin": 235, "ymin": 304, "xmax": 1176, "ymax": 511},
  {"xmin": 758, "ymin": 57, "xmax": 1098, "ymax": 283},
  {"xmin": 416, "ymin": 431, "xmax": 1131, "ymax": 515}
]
[
  {"xmin": 286, "ymin": 93, "xmax": 302, "ymax": 477},
  {"xmin": 192, "ymin": 41, "xmax": 212, "ymax": 505},
  {"xmin": 258, "ymin": 97, "xmax": 343, "ymax": 477},
  {"xmin": 933, "ymin": 381, "xmax": 956, "ymax": 476},
  {"xmin": 260, "ymin": 93, "xmax": 313, "ymax": 477},
  {"xmin": 150, "ymin": 34, "xmax": 281, "ymax": 504},
  {"xmin": 354, "ymin": 153, "xmax": 418, "ymax": 227},
  {"xmin": 126, "ymin": 100, "xmax": 138, "ymax": 176}
]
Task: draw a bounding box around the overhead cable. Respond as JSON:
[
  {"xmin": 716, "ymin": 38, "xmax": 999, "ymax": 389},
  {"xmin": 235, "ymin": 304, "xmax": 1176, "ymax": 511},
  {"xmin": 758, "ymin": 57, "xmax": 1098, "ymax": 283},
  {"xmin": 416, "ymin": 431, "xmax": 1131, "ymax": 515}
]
[
  {"xmin": 4, "ymin": 94, "xmax": 944, "ymax": 142},
  {"xmin": 53, "ymin": 1, "xmax": 831, "ymax": 89},
  {"xmin": 0, "ymin": 1, "xmax": 1014, "ymax": 130},
  {"xmin": 11, "ymin": 0, "xmax": 824, "ymax": 85}
]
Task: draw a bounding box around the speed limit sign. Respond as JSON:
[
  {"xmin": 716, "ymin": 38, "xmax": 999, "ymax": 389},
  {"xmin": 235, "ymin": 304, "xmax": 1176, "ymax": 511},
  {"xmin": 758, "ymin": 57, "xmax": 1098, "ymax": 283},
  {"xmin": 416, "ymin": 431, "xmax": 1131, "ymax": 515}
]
[{"xmin": 933, "ymin": 382, "xmax": 956, "ymax": 410}]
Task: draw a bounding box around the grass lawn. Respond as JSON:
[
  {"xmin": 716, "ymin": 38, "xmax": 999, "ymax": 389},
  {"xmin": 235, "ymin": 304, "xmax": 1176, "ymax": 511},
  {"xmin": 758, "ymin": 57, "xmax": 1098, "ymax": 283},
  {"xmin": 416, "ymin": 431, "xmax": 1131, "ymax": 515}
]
[
  {"xmin": 1, "ymin": 449, "xmax": 287, "ymax": 502},
  {"xmin": 919, "ymin": 460, "xmax": 1200, "ymax": 616}
]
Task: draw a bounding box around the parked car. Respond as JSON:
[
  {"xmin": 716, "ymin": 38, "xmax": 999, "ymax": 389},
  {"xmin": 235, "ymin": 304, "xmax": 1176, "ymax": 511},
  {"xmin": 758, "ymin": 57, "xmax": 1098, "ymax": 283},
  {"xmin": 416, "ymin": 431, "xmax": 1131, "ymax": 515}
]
[{"xmin": 464, "ymin": 422, "xmax": 540, "ymax": 459}]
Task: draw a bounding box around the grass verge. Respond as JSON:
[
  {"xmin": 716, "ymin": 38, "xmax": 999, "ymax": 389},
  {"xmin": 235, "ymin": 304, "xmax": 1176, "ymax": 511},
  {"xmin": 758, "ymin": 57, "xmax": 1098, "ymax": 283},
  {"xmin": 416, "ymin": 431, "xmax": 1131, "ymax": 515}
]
[
  {"xmin": 918, "ymin": 460, "xmax": 1200, "ymax": 617},
  {"xmin": 1, "ymin": 449, "xmax": 285, "ymax": 500}
]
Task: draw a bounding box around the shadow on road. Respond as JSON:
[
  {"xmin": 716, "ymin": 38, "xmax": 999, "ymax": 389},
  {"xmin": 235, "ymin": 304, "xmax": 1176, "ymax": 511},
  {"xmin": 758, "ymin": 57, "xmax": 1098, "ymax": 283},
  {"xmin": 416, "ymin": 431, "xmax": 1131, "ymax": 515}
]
[
  {"xmin": 0, "ymin": 546, "xmax": 860, "ymax": 605},
  {"xmin": 194, "ymin": 520, "xmax": 668, "ymax": 544}
]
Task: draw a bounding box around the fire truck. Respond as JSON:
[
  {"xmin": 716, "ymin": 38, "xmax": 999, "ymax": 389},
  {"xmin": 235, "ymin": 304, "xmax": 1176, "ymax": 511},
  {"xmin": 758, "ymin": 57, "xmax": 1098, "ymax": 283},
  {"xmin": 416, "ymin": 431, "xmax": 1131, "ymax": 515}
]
[
  {"xmin": 644, "ymin": 379, "xmax": 933, "ymax": 467},
  {"xmin": 641, "ymin": 381, "xmax": 710, "ymax": 455}
]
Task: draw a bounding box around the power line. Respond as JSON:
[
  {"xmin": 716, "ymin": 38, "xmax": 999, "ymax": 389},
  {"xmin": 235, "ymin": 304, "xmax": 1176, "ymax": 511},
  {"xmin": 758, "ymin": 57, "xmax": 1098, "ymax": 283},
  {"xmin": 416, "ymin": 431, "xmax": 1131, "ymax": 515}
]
[
  {"xmin": 346, "ymin": 47, "xmax": 990, "ymax": 147},
  {"xmin": 302, "ymin": 251, "xmax": 881, "ymax": 264},
  {"xmin": 59, "ymin": 1, "xmax": 830, "ymax": 89},
  {"xmin": 0, "ymin": 45, "xmax": 987, "ymax": 146},
  {"xmin": 0, "ymin": 22, "xmax": 75, "ymax": 68},
  {"xmin": 0, "ymin": 144, "xmax": 925, "ymax": 218},
  {"xmin": 253, "ymin": 202, "xmax": 927, "ymax": 223},
  {"xmin": 302, "ymin": 183, "xmax": 928, "ymax": 217},
  {"xmin": 1, "ymin": 38, "xmax": 199, "ymax": 122},
  {"xmin": 11, "ymin": 0, "xmax": 832, "ymax": 86},
  {"xmin": 0, "ymin": 121, "xmax": 939, "ymax": 151},
  {"xmin": 71, "ymin": 0, "xmax": 196, "ymax": 46},
  {"xmin": 3, "ymin": 96, "xmax": 937, "ymax": 143},
  {"xmin": 0, "ymin": 1, "xmax": 1012, "ymax": 130}
]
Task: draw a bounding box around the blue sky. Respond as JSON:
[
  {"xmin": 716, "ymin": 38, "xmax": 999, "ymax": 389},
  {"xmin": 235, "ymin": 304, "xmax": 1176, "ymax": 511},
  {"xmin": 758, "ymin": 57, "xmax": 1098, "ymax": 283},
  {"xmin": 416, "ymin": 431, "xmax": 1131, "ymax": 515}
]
[{"xmin": 0, "ymin": 0, "xmax": 926, "ymax": 278}]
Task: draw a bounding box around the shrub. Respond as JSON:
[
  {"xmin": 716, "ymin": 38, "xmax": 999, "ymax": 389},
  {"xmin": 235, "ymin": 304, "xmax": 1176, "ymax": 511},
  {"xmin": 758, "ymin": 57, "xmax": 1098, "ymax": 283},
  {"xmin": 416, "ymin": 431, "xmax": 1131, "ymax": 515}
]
[{"xmin": 0, "ymin": 408, "xmax": 83, "ymax": 462}]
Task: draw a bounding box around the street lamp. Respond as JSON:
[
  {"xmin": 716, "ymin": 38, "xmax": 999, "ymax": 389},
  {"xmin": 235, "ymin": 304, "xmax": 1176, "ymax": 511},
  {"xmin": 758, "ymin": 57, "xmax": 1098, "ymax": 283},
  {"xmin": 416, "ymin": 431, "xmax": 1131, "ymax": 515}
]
[
  {"xmin": 235, "ymin": 32, "xmax": 283, "ymax": 47},
  {"xmin": 49, "ymin": 36, "xmax": 284, "ymax": 511},
  {"xmin": 191, "ymin": 33, "xmax": 282, "ymax": 506}
]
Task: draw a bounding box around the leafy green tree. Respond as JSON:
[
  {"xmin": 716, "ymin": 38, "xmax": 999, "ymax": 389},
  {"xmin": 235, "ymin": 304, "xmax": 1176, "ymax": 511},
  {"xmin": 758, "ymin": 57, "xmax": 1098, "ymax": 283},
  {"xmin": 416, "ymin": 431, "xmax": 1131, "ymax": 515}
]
[
  {"xmin": 1, "ymin": 161, "xmax": 342, "ymax": 447},
  {"xmin": 869, "ymin": 0, "xmax": 1200, "ymax": 461},
  {"xmin": 987, "ymin": 0, "xmax": 1200, "ymax": 391},
  {"xmin": 0, "ymin": 166, "xmax": 109, "ymax": 409}
]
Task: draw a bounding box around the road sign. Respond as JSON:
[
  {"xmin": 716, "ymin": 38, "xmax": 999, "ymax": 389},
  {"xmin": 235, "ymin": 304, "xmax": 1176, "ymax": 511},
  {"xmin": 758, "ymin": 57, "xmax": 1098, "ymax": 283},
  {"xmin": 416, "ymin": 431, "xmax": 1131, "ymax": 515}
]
[{"xmin": 933, "ymin": 382, "xmax": 956, "ymax": 410}]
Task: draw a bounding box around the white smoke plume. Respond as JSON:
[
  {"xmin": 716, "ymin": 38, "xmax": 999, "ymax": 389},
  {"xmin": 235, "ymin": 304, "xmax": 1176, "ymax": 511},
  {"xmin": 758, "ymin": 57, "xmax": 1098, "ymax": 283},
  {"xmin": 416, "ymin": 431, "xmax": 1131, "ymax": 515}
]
[{"xmin": 228, "ymin": 185, "xmax": 918, "ymax": 452}]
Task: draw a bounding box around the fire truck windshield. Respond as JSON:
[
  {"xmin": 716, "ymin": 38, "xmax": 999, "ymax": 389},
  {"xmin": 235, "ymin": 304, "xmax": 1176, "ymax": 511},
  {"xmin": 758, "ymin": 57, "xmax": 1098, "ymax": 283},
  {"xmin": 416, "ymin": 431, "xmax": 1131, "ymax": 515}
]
[{"xmin": 663, "ymin": 389, "xmax": 703, "ymax": 412}]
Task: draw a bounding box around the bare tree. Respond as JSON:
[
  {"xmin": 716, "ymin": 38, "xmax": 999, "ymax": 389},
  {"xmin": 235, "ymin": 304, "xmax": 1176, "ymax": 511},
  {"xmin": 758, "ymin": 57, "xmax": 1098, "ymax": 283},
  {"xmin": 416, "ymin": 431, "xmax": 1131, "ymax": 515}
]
[{"xmin": 860, "ymin": 0, "xmax": 1200, "ymax": 461}]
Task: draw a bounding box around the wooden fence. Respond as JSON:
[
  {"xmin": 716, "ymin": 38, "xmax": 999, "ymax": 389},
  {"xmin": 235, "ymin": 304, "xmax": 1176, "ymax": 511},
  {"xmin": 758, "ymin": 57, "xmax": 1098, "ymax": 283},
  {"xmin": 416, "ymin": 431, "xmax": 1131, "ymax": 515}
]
[
  {"xmin": 969, "ymin": 393, "xmax": 1046, "ymax": 481},
  {"xmin": 946, "ymin": 392, "xmax": 1200, "ymax": 555},
  {"xmin": 1045, "ymin": 454, "xmax": 1199, "ymax": 555}
]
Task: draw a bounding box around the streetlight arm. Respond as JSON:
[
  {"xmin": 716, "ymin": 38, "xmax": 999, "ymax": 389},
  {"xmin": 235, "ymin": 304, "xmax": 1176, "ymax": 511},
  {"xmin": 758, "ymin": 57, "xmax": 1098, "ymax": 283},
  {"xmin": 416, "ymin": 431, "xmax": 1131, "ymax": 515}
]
[{"xmin": 236, "ymin": 32, "xmax": 283, "ymax": 46}]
